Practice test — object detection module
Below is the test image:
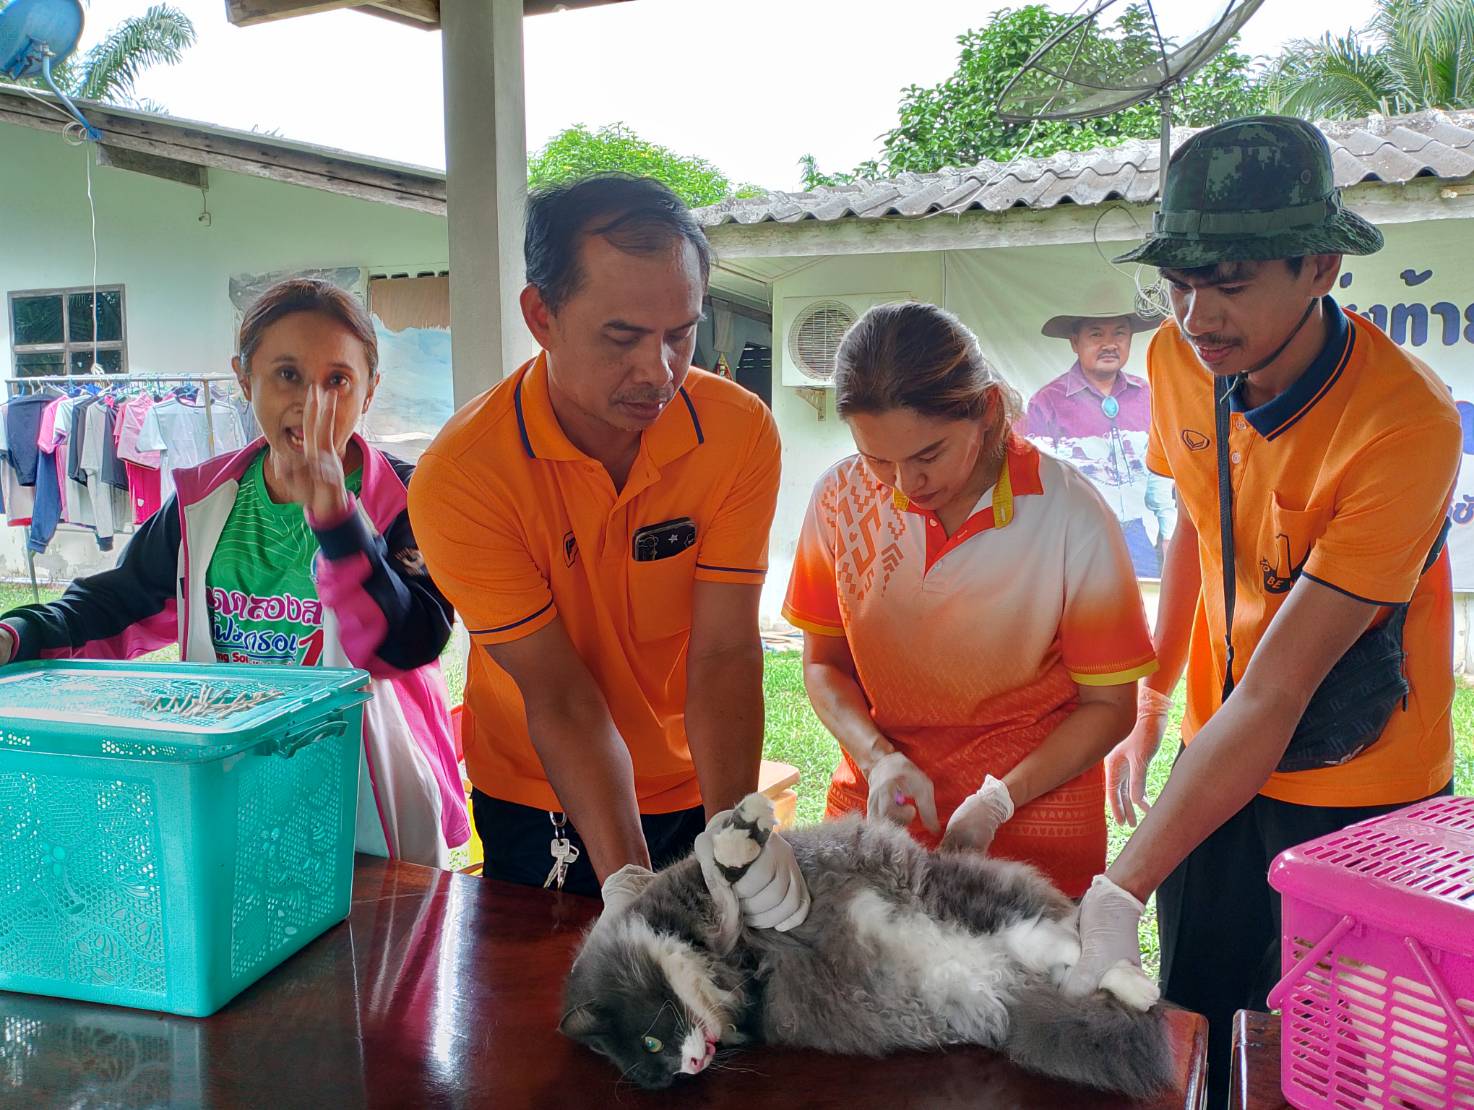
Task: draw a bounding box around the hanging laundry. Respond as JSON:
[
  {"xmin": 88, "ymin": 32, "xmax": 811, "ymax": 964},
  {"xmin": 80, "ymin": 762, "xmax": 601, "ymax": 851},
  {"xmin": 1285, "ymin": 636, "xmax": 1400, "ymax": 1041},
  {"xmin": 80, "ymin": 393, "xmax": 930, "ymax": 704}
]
[
  {"xmin": 0, "ymin": 401, "xmax": 35, "ymax": 525},
  {"xmin": 79, "ymin": 399, "xmax": 129, "ymax": 551},
  {"xmin": 136, "ymin": 393, "xmax": 246, "ymax": 501},
  {"xmin": 4, "ymin": 376, "xmax": 243, "ymax": 553},
  {"xmin": 4, "ymin": 392, "xmax": 51, "ymax": 487},
  {"xmin": 99, "ymin": 401, "xmax": 129, "ymax": 491},
  {"xmin": 67, "ymin": 394, "xmax": 97, "ymax": 486},
  {"xmin": 53, "ymin": 394, "xmax": 94, "ymax": 530},
  {"xmin": 114, "ymin": 393, "xmax": 159, "ymax": 468},
  {"xmin": 28, "ymin": 396, "xmax": 67, "ymax": 553}
]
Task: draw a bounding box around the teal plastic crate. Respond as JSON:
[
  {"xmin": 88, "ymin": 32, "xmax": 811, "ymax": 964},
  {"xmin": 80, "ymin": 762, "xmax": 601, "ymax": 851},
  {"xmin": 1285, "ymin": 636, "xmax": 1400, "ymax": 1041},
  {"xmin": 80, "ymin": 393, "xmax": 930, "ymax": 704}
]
[{"xmin": 0, "ymin": 660, "xmax": 370, "ymax": 1017}]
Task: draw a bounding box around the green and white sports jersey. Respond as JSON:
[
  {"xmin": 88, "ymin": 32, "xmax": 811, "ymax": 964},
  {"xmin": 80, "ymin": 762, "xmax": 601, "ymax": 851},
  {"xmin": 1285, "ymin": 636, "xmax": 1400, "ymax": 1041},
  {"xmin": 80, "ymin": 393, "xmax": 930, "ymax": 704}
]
[{"xmin": 205, "ymin": 452, "xmax": 362, "ymax": 666}]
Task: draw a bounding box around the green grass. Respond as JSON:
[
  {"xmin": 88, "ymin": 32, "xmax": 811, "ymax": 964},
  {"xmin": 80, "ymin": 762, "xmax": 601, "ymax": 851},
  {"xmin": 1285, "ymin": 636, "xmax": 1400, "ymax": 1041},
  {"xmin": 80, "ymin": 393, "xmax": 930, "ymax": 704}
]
[
  {"xmin": 763, "ymin": 650, "xmax": 847, "ymax": 826},
  {"xmin": 1, "ymin": 581, "xmax": 180, "ymax": 662},
  {"xmin": 0, "ymin": 581, "xmax": 62, "ymax": 612},
  {"xmin": 759, "ymin": 649, "xmax": 1474, "ymax": 980}
]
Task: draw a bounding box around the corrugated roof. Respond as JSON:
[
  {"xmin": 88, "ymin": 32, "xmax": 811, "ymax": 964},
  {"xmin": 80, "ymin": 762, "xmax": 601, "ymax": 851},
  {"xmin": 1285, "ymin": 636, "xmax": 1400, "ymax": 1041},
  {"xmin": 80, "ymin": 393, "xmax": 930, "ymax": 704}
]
[
  {"xmin": 697, "ymin": 109, "xmax": 1474, "ymax": 227},
  {"xmin": 0, "ymin": 84, "xmax": 447, "ymax": 214}
]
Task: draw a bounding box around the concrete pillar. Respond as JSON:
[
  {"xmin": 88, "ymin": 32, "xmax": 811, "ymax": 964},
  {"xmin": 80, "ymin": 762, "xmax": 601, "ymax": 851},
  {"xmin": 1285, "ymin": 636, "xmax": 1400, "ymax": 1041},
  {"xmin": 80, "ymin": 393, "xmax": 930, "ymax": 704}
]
[{"xmin": 440, "ymin": 0, "xmax": 536, "ymax": 410}]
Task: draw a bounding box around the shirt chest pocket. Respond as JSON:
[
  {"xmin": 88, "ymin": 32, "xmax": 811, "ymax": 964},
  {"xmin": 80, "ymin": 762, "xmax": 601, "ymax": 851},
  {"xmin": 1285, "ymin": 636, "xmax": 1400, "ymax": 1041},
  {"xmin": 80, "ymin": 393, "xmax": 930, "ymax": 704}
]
[
  {"xmin": 628, "ymin": 545, "xmax": 698, "ymax": 642},
  {"xmin": 1264, "ymin": 494, "xmax": 1327, "ymax": 593}
]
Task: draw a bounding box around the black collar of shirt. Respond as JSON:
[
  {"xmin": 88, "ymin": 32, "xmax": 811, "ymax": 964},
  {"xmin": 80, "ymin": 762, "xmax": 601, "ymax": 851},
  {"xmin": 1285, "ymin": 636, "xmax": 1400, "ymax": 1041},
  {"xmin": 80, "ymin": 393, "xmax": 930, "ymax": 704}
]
[{"xmin": 1229, "ymin": 295, "xmax": 1353, "ymax": 442}]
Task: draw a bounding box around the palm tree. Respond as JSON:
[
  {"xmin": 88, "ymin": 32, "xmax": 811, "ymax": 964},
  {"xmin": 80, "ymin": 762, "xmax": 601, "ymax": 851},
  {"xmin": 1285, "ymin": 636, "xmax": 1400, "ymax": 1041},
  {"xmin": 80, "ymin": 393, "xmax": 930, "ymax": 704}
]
[
  {"xmin": 1268, "ymin": 0, "xmax": 1474, "ymax": 119},
  {"xmin": 0, "ymin": 2, "xmax": 196, "ymax": 109}
]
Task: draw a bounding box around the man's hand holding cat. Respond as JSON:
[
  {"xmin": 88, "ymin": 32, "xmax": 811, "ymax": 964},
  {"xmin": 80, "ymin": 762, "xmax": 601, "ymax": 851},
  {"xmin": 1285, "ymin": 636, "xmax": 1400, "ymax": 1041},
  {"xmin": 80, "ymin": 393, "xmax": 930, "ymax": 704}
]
[
  {"xmin": 866, "ymin": 751, "xmax": 941, "ymax": 834},
  {"xmin": 694, "ymin": 808, "xmax": 810, "ymax": 933},
  {"xmin": 731, "ymin": 829, "xmax": 810, "ymax": 931},
  {"xmin": 599, "ymin": 863, "xmax": 655, "ymax": 918},
  {"xmin": 1061, "ymin": 874, "xmax": 1155, "ymax": 1009},
  {"xmin": 940, "ymin": 775, "xmax": 1013, "ymax": 853}
]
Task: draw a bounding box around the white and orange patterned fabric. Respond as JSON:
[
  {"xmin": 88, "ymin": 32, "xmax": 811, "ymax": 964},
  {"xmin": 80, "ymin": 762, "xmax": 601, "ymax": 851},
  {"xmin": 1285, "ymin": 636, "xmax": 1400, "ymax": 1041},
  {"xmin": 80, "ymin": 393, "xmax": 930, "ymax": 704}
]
[{"xmin": 783, "ymin": 436, "xmax": 1156, "ymax": 896}]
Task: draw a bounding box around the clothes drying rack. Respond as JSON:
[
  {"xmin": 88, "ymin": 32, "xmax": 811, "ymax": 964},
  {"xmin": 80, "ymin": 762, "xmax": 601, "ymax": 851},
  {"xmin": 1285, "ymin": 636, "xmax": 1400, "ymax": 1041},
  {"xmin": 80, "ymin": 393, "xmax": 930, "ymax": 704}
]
[{"xmin": 3, "ymin": 372, "xmax": 239, "ymax": 603}]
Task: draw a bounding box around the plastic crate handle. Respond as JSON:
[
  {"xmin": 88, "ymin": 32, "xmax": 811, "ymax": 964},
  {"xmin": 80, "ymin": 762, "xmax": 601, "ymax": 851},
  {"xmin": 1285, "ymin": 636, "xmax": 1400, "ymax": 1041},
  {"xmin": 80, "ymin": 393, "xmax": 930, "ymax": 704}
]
[
  {"xmin": 1403, "ymin": 936, "xmax": 1474, "ymax": 1064},
  {"xmin": 271, "ymin": 718, "xmax": 349, "ymax": 759},
  {"xmin": 1266, "ymin": 912, "xmax": 1356, "ymax": 1011}
]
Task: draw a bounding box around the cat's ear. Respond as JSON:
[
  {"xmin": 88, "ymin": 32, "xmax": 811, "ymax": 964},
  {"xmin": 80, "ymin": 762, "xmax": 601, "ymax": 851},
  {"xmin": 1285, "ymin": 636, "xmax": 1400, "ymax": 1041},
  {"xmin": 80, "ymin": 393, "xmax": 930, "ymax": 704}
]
[{"xmin": 559, "ymin": 1002, "xmax": 604, "ymax": 1040}]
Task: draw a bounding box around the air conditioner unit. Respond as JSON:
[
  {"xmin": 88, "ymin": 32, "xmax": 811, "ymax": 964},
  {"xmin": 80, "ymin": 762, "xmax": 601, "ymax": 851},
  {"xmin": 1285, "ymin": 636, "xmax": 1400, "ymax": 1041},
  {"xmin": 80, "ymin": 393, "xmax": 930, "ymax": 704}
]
[{"xmin": 780, "ymin": 292, "xmax": 912, "ymax": 388}]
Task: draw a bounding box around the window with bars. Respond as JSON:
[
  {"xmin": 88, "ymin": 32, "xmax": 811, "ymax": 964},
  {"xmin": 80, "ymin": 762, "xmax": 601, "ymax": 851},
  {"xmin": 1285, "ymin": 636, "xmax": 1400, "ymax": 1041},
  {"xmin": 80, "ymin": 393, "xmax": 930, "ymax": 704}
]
[{"xmin": 7, "ymin": 286, "xmax": 127, "ymax": 378}]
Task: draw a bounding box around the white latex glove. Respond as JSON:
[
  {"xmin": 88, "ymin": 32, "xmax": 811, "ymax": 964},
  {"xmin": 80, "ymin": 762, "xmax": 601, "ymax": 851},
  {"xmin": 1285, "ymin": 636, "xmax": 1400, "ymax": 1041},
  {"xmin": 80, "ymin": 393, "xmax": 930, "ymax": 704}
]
[
  {"xmin": 598, "ymin": 863, "xmax": 654, "ymax": 917},
  {"xmin": 1105, "ymin": 685, "xmax": 1173, "ymax": 827},
  {"xmin": 1060, "ymin": 874, "xmax": 1158, "ymax": 1011},
  {"xmin": 940, "ymin": 774, "xmax": 1014, "ymax": 853},
  {"xmin": 693, "ymin": 807, "xmax": 811, "ymax": 933},
  {"xmin": 866, "ymin": 751, "xmax": 941, "ymax": 834}
]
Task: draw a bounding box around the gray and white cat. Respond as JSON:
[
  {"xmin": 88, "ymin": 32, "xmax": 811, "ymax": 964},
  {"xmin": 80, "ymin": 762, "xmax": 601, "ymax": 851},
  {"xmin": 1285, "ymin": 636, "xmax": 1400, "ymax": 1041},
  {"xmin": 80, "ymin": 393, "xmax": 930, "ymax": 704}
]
[{"xmin": 561, "ymin": 794, "xmax": 1172, "ymax": 1097}]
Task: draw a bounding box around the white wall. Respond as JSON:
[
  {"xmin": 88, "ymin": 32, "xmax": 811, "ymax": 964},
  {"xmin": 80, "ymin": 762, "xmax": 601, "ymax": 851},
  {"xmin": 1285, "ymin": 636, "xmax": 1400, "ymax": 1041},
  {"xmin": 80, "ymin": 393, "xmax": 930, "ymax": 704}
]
[
  {"xmin": 0, "ymin": 122, "xmax": 448, "ymax": 582},
  {"xmin": 763, "ymin": 251, "xmax": 946, "ymax": 622}
]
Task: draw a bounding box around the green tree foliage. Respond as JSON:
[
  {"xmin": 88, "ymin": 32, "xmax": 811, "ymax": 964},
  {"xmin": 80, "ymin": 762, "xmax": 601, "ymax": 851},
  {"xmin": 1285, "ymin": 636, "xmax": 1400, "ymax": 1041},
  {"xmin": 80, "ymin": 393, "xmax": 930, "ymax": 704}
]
[
  {"xmin": 797, "ymin": 153, "xmax": 880, "ymax": 191},
  {"xmin": 802, "ymin": 3, "xmax": 1266, "ymax": 185},
  {"xmin": 1266, "ymin": 0, "xmax": 1474, "ymax": 118},
  {"xmin": 528, "ymin": 123, "xmax": 759, "ymax": 207},
  {"xmin": 0, "ymin": 2, "xmax": 196, "ymax": 109}
]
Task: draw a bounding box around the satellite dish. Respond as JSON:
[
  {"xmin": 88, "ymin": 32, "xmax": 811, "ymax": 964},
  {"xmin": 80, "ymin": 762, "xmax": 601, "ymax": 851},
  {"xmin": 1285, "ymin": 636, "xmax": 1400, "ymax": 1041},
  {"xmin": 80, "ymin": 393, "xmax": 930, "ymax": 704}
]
[
  {"xmin": 998, "ymin": 0, "xmax": 1265, "ymax": 194},
  {"xmin": 0, "ymin": 0, "xmax": 100, "ymax": 140}
]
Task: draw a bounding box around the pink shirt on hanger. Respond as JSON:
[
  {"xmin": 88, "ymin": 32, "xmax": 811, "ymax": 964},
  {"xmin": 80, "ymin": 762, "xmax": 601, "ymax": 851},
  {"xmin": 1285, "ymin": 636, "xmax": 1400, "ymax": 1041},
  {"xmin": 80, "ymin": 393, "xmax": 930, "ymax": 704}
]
[
  {"xmin": 37, "ymin": 398, "xmax": 63, "ymax": 454},
  {"xmin": 37, "ymin": 397, "xmax": 66, "ymax": 520},
  {"xmin": 114, "ymin": 394, "xmax": 161, "ymax": 468}
]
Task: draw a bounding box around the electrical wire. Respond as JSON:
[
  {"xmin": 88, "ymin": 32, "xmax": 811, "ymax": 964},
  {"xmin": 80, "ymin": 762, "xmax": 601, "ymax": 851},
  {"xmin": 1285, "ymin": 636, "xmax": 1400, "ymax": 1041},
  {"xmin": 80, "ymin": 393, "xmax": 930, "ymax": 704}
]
[
  {"xmin": 1091, "ymin": 201, "xmax": 1171, "ymax": 321},
  {"xmin": 10, "ymin": 82, "xmax": 75, "ymax": 125},
  {"xmin": 83, "ymin": 138, "xmax": 99, "ymax": 373},
  {"xmin": 53, "ymin": 110, "xmax": 103, "ymax": 375},
  {"xmin": 7, "ymin": 84, "xmax": 106, "ymax": 374}
]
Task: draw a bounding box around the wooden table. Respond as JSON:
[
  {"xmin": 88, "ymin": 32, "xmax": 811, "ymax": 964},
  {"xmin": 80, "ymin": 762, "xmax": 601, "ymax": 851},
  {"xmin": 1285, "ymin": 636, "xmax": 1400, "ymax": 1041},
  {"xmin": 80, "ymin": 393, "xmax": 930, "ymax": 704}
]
[
  {"xmin": 1231, "ymin": 1010, "xmax": 1289, "ymax": 1110},
  {"xmin": 1, "ymin": 856, "xmax": 1209, "ymax": 1109}
]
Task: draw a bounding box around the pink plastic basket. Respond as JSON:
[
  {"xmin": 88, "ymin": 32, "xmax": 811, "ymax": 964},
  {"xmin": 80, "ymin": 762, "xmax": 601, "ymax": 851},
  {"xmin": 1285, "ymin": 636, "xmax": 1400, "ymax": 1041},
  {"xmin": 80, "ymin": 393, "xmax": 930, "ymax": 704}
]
[{"xmin": 1268, "ymin": 796, "xmax": 1474, "ymax": 1109}]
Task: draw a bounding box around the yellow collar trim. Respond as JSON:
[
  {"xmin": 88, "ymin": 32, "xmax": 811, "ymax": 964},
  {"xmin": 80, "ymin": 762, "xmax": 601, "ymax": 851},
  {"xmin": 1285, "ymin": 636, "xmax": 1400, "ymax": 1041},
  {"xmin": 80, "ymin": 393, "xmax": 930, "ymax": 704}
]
[{"xmin": 891, "ymin": 456, "xmax": 1015, "ymax": 528}]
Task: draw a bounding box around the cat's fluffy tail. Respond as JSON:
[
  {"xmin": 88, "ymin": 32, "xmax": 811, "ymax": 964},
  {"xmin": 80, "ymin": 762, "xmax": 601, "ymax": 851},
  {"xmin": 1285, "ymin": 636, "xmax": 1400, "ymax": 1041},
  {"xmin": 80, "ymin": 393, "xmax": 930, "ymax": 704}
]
[{"xmin": 1002, "ymin": 984, "xmax": 1175, "ymax": 1099}]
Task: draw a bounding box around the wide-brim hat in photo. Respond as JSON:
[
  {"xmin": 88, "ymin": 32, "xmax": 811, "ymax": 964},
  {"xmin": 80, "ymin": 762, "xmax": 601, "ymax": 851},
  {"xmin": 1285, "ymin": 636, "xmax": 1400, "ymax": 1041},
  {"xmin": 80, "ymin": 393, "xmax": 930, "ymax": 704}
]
[
  {"xmin": 1113, "ymin": 115, "xmax": 1384, "ymax": 270},
  {"xmin": 1040, "ymin": 282, "xmax": 1158, "ymax": 339}
]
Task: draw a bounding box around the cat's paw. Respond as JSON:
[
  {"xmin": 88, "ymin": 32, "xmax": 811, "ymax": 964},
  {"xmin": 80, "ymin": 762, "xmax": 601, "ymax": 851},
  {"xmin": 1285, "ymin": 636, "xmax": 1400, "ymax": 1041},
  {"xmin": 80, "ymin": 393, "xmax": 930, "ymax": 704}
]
[
  {"xmin": 1099, "ymin": 961, "xmax": 1160, "ymax": 1012},
  {"xmin": 710, "ymin": 793, "xmax": 775, "ymax": 883},
  {"xmin": 1005, "ymin": 915, "xmax": 1082, "ymax": 980}
]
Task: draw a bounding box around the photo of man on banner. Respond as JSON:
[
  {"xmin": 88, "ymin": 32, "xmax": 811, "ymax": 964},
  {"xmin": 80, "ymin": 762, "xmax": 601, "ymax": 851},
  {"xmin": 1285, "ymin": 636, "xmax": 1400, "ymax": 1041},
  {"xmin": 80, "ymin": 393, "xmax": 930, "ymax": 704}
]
[{"xmin": 1023, "ymin": 286, "xmax": 1177, "ymax": 577}]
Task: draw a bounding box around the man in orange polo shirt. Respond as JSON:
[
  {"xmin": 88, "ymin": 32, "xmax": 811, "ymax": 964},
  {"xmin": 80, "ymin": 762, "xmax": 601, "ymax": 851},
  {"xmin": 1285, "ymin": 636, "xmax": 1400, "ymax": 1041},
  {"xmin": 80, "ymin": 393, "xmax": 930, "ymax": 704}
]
[
  {"xmin": 410, "ymin": 175, "xmax": 780, "ymax": 897},
  {"xmin": 1061, "ymin": 118, "xmax": 1460, "ymax": 1104}
]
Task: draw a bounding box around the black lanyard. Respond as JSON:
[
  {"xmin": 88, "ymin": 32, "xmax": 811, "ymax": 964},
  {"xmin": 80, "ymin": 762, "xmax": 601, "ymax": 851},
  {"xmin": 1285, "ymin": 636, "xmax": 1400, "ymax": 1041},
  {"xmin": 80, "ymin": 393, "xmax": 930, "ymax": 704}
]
[{"xmin": 1214, "ymin": 373, "xmax": 1243, "ymax": 701}]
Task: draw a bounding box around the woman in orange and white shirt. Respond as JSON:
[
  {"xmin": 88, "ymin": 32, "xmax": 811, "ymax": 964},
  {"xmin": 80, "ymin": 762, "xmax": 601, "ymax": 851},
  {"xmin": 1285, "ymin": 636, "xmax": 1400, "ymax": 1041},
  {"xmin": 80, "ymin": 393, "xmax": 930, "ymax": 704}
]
[{"xmin": 783, "ymin": 302, "xmax": 1157, "ymax": 897}]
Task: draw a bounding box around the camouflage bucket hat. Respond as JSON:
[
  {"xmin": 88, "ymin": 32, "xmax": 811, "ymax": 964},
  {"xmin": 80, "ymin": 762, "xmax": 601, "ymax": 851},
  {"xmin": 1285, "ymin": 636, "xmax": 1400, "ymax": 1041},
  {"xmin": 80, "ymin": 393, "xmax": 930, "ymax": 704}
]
[{"xmin": 1113, "ymin": 115, "xmax": 1384, "ymax": 269}]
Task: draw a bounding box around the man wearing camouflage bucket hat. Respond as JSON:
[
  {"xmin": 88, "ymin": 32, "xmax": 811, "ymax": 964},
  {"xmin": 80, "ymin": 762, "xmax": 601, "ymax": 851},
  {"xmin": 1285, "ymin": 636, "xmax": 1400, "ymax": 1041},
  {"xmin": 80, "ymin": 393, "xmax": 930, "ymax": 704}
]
[{"xmin": 1060, "ymin": 116, "xmax": 1460, "ymax": 1103}]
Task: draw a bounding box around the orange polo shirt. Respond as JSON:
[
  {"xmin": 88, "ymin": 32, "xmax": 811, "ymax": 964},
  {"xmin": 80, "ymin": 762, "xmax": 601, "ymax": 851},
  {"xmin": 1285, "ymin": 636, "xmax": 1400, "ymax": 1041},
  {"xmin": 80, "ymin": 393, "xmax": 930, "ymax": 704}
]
[
  {"xmin": 1146, "ymin": 299, "xmax": 1460, "ymax": 808},
  {"xmin": 410, "ymin": 356, "xmax": 781, "ymax": 813},
  {"xmin": 783, "ymin": 437, "xmax": 1156, "ymax": 896}
]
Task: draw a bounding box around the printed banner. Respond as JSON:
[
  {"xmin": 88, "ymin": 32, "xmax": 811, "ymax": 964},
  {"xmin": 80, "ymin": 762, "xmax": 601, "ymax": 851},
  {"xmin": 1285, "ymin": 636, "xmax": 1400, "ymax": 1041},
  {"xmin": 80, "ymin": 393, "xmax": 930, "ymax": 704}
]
[{"xmin": 943, "ymin": 220, "xmax": 1474, "ymax": 586}]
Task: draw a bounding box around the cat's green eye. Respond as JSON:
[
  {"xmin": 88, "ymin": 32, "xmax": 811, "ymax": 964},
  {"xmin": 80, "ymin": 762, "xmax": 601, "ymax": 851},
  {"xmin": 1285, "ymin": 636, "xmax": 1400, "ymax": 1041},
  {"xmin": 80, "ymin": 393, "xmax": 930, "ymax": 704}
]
[{"xmin": 642, "ymin": 1035, "xmax": 663, "ymax": 1054}]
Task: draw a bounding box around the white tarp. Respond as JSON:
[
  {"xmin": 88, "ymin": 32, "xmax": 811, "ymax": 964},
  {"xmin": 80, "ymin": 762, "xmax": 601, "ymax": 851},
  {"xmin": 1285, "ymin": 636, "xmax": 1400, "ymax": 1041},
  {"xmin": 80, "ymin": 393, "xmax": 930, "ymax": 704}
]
[{"xmin": 942, "ymin": 218, "xmax": 1474, "ymax": 586}]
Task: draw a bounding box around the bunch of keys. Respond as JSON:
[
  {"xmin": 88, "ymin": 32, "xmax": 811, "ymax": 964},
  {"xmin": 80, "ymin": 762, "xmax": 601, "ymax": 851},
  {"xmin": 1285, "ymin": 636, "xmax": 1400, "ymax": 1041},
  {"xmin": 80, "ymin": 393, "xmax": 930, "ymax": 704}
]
[{"xmin": 544, "ymin": 810, "xmax": 581, "ymax": 891}]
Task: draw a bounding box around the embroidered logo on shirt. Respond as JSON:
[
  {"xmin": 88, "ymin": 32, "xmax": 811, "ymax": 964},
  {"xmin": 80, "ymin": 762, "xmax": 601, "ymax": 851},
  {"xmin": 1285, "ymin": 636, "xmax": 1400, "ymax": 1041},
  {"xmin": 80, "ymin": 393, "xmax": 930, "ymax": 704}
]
[
  {"xmin": 1261, "ymin": 533, "xmax": 1307, "ymax": 594},
  {"xmin": 563, "ymin": 530, "xmax": 579, "ymax": 567},
  {"xmin": 1181, "ymin": 429, "xmax": 1211, "ymax": 451}
]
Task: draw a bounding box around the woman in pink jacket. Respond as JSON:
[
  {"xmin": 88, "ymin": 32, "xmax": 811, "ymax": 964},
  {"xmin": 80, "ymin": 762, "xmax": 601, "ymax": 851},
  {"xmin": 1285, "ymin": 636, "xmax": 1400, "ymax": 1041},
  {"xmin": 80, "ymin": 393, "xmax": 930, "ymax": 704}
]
[{"xmin": 0, "ymin": 278, "xmax": 469, "ymax": 867}]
